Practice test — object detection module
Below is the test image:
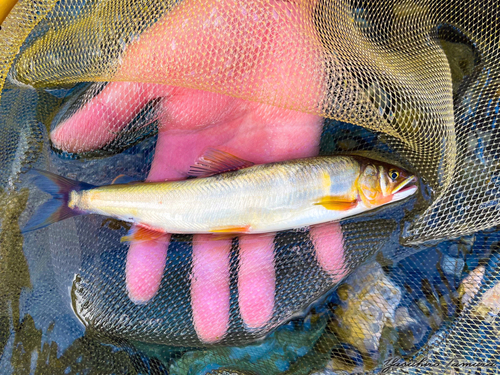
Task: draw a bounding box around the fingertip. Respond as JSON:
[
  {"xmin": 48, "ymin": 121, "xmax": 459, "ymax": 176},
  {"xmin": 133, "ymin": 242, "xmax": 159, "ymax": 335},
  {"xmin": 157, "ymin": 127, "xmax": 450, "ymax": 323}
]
[
  {"xmin": 238, "ymin": 234, "xmax": 276, "ymax": 330},
  {"xmin": 191, "ymin": 235, "xmax": 231, "ymax": 343},
  {"xmin": 50, "ymin": 122, "xmax": 75, "ymax": 152},
  {"xmin": 310, "ymin": 222, "xmax": 347, "ymax": 282},
  {"xmin": 49, "ymin": 108, "xmax": 102, "ymax": 154}
]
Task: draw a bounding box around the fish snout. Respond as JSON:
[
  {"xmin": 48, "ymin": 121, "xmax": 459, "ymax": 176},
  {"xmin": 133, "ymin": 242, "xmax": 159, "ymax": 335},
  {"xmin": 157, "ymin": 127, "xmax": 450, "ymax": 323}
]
[{"xmin": 390, "ymin": 175, "xmax": 418, "ymax": 202}]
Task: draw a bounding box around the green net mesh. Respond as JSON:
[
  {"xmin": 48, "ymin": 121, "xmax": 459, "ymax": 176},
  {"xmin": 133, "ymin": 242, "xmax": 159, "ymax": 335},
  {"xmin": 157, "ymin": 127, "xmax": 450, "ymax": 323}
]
[{"xmin": 0, "ymin": 0, "xmax": 499, "ymax": 373}]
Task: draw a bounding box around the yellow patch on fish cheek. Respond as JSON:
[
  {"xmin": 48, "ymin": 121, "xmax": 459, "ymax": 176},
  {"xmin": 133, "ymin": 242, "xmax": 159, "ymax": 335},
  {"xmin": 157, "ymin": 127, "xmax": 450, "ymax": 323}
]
[
  {"xmin": 358, "ymin": 189, "xmax": 373, "ymax": 208},
  {"xmin": 361, "ymin": 184, "xmax": 377, "ymax": 200},
  {"xmin": 357, "ymin": 178, "xmax": 378, "ymax": 209}
]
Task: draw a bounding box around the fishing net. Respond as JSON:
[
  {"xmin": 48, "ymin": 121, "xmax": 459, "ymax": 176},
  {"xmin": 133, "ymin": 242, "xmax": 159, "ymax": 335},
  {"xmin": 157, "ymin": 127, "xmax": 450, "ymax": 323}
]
[{"xmin": 0, "ymin": 0, "xmax": 499, "ymax": 373}]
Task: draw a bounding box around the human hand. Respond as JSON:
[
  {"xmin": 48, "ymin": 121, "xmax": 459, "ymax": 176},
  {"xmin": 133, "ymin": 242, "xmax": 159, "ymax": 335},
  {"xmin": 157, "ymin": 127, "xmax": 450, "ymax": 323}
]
[{"xmin": 51, "ymin": 0, "xmax": 346, "ymax": 343}]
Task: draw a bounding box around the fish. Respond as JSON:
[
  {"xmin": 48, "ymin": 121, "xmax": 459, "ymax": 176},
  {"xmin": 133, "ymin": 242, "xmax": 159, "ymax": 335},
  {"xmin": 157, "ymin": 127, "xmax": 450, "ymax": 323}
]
[{"xmin": 23, "ymin": 149, "xmax": 417, "ymax": 241}]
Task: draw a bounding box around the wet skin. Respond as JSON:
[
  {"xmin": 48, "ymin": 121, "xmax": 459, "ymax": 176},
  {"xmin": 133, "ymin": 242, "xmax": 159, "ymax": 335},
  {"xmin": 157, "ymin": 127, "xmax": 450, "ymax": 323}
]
[{"xmin": 50, "ymin": 0, "xmax": 346, "ymax": 343}]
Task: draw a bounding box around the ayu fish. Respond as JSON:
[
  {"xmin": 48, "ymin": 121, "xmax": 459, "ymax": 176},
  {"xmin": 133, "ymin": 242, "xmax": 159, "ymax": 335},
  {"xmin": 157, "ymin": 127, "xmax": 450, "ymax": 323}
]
[{"xmin": 24, "ymin": 149, "xmax": 417, "ymax": 241}]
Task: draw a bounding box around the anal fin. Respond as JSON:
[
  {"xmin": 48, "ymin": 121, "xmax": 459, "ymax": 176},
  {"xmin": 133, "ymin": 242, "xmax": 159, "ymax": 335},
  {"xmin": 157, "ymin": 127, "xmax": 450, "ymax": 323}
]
[
  {"xmin": 315, "ymin": 196, "xmax": 357, "ymax": 211},
  {"xmin": 121, "ymin": 225, "xmax": 168, "ymax": 243}
]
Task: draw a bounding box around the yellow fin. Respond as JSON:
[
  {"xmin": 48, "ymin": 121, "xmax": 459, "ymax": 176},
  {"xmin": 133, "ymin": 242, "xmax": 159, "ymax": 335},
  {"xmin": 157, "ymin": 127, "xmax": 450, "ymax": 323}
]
[
  {"xmin": 209, "ymin": 225, "xmax": 251, "ymax": 233},
  {"xmin": 315, "ymin": 196, "xmax": 357, "ymax": 211}
]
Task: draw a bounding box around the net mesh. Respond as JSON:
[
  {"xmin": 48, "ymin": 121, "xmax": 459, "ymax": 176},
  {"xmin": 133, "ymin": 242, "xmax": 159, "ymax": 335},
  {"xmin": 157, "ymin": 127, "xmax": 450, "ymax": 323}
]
[{"xmin": 0, "ymin": 0, "xmax": 499, "ymax": 373}]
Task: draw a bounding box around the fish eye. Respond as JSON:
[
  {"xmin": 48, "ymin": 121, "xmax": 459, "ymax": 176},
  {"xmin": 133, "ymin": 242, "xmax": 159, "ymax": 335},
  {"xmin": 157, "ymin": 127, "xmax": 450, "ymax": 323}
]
[{"xmin": 388, "ymin": 169, "xmax": 399, "ymax": 181}]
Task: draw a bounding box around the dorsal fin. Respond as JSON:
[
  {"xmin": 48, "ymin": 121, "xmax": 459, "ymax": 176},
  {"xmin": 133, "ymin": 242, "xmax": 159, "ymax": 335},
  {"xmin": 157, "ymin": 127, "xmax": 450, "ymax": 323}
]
[{"xmin": 188, "ymin": 148, "xmax": 255, "ymax": 178}]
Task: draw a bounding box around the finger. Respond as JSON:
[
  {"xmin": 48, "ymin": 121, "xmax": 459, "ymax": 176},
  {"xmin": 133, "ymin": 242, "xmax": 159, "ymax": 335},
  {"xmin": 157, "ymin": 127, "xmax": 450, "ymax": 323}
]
[
  {"xmin": 238, "ymin": 234, "xmax": 276, "ymax": 329},
  {"xmin": 191, "ymin": 235, "xmax": 231, "ymax": 343},
  {"xmin": 310, "ymin": 222, "xmax": 347, "ymax": 282},
  {"xmin": 51, "ymin": 81, "xmax": 164, "ymax": 153},
  {"xmin": 125, "ymin": 236, "xmax": 170, "ymax": 303}
]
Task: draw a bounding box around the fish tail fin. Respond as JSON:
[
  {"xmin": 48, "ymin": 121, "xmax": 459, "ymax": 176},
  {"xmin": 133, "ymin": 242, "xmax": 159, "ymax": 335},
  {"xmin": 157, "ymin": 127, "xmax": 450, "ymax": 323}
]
[{"xmin": 23, "ymin": 169, "xmax": 95, "ymax": 233}]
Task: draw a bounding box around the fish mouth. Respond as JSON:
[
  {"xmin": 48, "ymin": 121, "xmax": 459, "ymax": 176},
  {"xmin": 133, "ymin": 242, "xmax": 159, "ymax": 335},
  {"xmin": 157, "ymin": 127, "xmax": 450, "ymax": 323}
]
[{"xmin": 392, "ymin": 175, "xmax": 418, "ymax": 201}]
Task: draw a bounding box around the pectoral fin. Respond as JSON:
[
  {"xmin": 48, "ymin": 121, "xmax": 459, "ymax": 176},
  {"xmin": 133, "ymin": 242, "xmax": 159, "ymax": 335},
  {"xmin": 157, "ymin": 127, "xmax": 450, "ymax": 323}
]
[
  {"xmin": 121, "ymin": 225, "xmax": 168, "ymax": 243},
  {"xmin": 315, "ymin": 196, "xmax": 357, "ymax": 211}
]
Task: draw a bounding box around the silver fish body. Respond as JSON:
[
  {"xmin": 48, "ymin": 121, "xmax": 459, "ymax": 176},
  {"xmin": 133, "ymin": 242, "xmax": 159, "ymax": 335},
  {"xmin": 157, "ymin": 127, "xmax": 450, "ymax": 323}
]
[{"xmin": 69, "ymin": 156, "xmax": 415, "ymax": 234}]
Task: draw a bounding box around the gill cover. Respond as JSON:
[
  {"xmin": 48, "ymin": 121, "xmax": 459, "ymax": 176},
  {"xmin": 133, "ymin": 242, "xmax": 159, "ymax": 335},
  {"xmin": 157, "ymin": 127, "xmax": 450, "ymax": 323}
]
[{"xmin": 357, "ymin": 163, "xmax": 415, "ymax": 207}]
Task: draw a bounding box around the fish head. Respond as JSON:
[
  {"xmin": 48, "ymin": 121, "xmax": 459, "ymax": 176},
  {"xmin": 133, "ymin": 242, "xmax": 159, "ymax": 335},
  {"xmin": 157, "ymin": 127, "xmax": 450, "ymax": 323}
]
[{"xmin": 357, "ymin": 162, "xmax": 417, "ymax": 208}]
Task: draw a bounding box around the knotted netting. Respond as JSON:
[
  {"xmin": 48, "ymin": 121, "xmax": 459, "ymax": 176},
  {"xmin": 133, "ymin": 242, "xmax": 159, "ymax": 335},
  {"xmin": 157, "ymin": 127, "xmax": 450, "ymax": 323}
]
[{"xmin": 0, "ymin": 0, "xmax": 499, "ymax": 373}]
